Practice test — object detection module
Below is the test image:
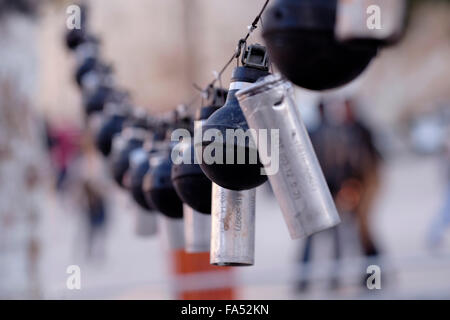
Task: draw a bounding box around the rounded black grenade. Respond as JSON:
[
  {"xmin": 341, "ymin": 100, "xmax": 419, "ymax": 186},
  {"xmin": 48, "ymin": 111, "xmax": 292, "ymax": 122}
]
[
  {"xmin": 199, "ymin": 59, "xmax": 270, "ymax": 191},
  {"xmin": 171, "ymin": 90, "xmax": 227, "ymax": 214},
  {"xmin": 75, "ymin": 57, "xmax": 97, "ymax": 88},
  {"xmin": 171, "ymin": 142, "xmax": 212, "ymax": 214},
  {"xmin": 143, "ymin": 151, "xmax": 183, "ymax": 219},
  {"xmin": 129, "ymin": 153, "xmax": 153, "ymax": 211},
  {"xmin": 95, "ymin": 114, "xmax": 126, "ymax": 156},
  {"xmin": 65, "ymin": 29, "xmax": 86, "ymax": 51},
  {"xmin": 84, "ymin": 85, "xmax": 112, "ymax": 116},
  {"xmin": 172, "ymin": 105, "xmax": 220, "ymax": 214},
  {"xmin": 110, "ymin": 130, "xmax": 145, "ymax": 188},
  {"xmin": 262, "ymin": 0, "xmax": 378, "ymax": 90}
]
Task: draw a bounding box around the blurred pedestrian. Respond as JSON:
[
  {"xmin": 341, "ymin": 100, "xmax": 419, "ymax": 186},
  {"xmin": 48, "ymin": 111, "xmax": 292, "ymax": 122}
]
[
  {"xmin": 66, "ymin": 132, "xmax": 110, "ymax": 261},
  {"xmin": 298, "ymin": 98, "xmax": 382, "ymax": 291},
  {"xmin": 46, "ymin": 124, "xmax": 81, "ymax": 191}
]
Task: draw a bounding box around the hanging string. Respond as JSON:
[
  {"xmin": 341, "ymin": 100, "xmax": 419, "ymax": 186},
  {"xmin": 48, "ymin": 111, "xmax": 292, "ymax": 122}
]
[
  {"xmin": 206, "ymin": 0, "xmax": 270, "ymax": 89},
  {"xmin": 258, "ymin": 15, "xmax": 275, "ymax": 74},
  {"xmin": 185, "ymin": 0, "xmax": 270, "ymax": 108},
  {"xmin": 73, "ymin": 1, "xmax": 271, "ymax": 114}
]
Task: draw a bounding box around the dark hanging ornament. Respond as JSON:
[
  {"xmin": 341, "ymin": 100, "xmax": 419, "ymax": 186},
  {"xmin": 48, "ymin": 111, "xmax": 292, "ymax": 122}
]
[
  {"xmin": 72, "ymin": 35, "xmax": 102, "ymax": 90},
  {"xmin": 84, "ymin": 85, "xmax": 113, "ymax": 116},
  {"xmin": 262, "ymin": 0, "xmax": 378, "ymax": 90},
  {"xmin": 95, "ymin": 91, "xmax": 135, "ymax": 156},
  {"xmin": 95, "ymin": 113, "xmax": 127, "ymax": 156},
  {"xmin": 129, "ymin": 151, "xmax": 154, "ymax": 211},
  {"xmin": 110, "ymin": 127, "xmax": 147, "ymax": 188},
  {"xmin": 199, "ymin": 44, "xmax": 270, "ymax": 191},
  {"xmin": 171, "ymin": 88, "xmax": 228, "ymax": 214},
  {"xmin": 66, "ymin": 29, "xmax": 86, "ymax": 51},
  {"xmin": 75, "ymin": 57, "xmax": 97, "ymax": 88},
  {"xmin": 143, "ymin": 150, "xmax": 183, "ymax": 219}
]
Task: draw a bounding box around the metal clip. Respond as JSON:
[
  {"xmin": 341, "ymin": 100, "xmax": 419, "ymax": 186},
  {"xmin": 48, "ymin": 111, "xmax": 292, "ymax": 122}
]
[{"xmin": 241, "ymin": 43, "xmax": 269, "ymax": 70}]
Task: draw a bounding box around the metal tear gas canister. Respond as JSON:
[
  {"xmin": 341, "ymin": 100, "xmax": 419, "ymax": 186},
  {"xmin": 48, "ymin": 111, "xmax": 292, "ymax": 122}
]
[
  {"xmin": 175, "ymin": 93, "xmax": 223, "ymax": 253},
  {"xmin": 192, "ymin": 90, "xmax": 257, "ymax": 264},
  {"xmin": 135, "ymin": 208, "xmax": 158, "ymax": 237},
  {"xmin": 183, "ymin": 204, "xmax": 211, "ymax": 253},
  {"xmin": 236, "ymin": 74, "xmax": 340, "ymax": 239},
  {"xmin": 160, "ymin": 215, "xmax": 185, "ymax": 250},
  {"xmin": 210, "ymin": 184, "xmax": 256, "ymax": 266},
  {"xmin": 335, "ymin": 0, "xmax": 407, "ymax": 46}
]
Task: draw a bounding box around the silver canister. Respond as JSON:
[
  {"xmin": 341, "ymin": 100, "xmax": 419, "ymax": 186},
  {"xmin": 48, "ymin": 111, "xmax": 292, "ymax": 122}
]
[
  {"xmin": 236, "ymin": 74, "xmax": 340, "ymax": 239},
  {"xmin": 135, "ymin": 209, "xmax": 158, "ymax": 237},
  {"xmin": 183, "ymin": 204, "xmax": 211, "ymax": 253},
  {"xmin": 160, "ymin": 215, "xmax": 185, "ymax": 250},
  {"xmin": 210, "ymin": 184, "xmax": 256, "ymax": 266},
  {"xmin": 129, "ymin": 148, "xmax": 158, "ymax": 237}
]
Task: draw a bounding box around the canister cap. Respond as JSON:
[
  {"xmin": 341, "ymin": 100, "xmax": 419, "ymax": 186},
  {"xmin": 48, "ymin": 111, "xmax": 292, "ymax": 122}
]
[{"xmin": 230, "ymin": 66, "xmax": 270, "ymax": 84}]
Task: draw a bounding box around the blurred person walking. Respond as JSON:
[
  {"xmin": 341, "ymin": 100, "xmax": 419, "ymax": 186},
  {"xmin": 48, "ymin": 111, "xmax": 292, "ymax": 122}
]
[
  {"xmin": 46, "ymin": 124, "xmax": 81, "ymax": 191},
  {"xmin": 66, "ymin": 132, "xmax": 111, "ymax": 261},
  {"xmin": 298, "ymin": 99, "xmax": 382, "ymax": 291}
]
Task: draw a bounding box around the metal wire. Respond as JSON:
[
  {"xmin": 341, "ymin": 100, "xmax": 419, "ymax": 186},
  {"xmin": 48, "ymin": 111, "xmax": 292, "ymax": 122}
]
[{"xmin": 185, "ymin": 0, "xmax": 270, "ymax": 109}]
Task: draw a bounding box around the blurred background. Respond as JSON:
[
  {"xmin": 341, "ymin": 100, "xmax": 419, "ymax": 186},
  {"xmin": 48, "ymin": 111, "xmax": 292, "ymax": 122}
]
[{"xmin": 0, "ymin": 0, "xmax": 449, "ymax": 299}]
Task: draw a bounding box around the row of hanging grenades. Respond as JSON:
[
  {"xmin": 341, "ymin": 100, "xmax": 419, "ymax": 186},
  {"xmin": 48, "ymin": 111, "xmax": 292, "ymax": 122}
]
[{"xmin": 64, "ymin": 0, "xmax": 407, "ymax": 266}]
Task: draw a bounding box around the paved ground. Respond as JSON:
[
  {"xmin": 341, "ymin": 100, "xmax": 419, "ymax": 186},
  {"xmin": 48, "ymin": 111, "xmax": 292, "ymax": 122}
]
[{"xmin": 38, "ymin": 152, "xmax": 450, "ymax": 299}]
